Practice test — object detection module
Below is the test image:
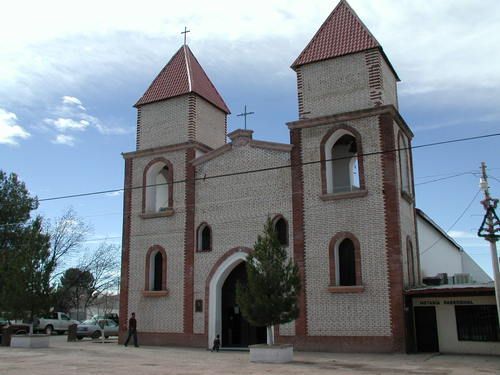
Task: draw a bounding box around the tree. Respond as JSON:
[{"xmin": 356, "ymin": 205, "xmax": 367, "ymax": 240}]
[
  {"xmin": 236, "ymin": 217, "xmax": 301, "ymax": 345},
  {"xmin": 46, "ymin": 208, "xmax": 91, "ymax": 282},
  {"xmin": 0, "ymin": 170, "xmax": 54, "ymax": 320},
  {"xmin": 55, "ymin": 268, "xmax": 95, "ymax": 317}
]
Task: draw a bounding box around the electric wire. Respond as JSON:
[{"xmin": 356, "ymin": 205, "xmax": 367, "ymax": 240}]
[
  {"xmin": 420, "ymin": 188, "xmax": 482, "ymax": 256},
  {"xmin": 36, "ymin": 132, "xmax": 500, "ymax": 203}
]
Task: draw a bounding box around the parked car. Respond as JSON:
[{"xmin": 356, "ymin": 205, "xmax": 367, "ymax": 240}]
[
  {"xmin": 0, "ymin": 317, "xmax": 9, "ymax": 329},
  {"xmin": 76, "ymin": 319, "xmax": 119, "ymax": 340},
  {"xmin": 35, "ymin": 312, "xmax": 80, "ymax": 335},
  {"xmin": 91, "ymin": 313, "xmax": 119, "ymax": 325}
]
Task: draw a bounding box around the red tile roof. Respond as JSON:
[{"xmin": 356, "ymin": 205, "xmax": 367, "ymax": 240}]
[
  {"xmin": 135, "ymin": 45, "xmax": 230, "ymax": 113},
  {"xmin": 292, "ymin": 0, "xmax": 380, "ymax": 69}
]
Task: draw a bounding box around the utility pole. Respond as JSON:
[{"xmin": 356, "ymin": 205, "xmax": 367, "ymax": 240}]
[{"xmin": 478, "ymin": 162, "xmax": 500, "ymax": 324}]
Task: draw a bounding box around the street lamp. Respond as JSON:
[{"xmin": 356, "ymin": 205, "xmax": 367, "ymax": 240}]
[{"xmin": 478, "ymin": 162, "xmax": 500, "ymax": 325}]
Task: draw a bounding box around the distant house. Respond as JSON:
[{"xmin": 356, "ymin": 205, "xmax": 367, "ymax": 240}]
[
  {"xmin": 69, "ymin": 294, "xmax": 119, "ymax": 321},
  {"xmin": 416, "ymin": 209, "xmax": 491, "ymax": 284}
]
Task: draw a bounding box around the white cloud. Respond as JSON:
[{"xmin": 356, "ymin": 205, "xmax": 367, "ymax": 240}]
[
  {"xmin": 52, "ymin": 134, "xmax": 75, "ymax": 146},
  {"xmin": 105, "ymin": 190, "xmax": 123, "ymax": 197},
  {"xmin": 44, "ymin": 117, "xmax": 89, "ymax": 131},
  {"xmin": 448, "ymin": 230, "xmax": 478, "ymax": 240},
  {"xmin": 0, "ymin": 108, "xmax": 30, "ymax": 145},
  {"xmin": 0, "ymin": 0, "xmax": 498, "ymax": 110},
  {"xmin": 43, "ymin": 96, "xmax": 130, "ymax": 139},
  {"xmin": 62, "ymin": 95, "xmax": 86, "ymax": 110}
]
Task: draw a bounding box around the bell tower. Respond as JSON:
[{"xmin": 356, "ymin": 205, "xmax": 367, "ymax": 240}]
[
  {"xmin": 287, "ymin": 0, "xmax": 418, "ymax": 352},
  {"xmin": 134, "ymin": 44, "xmax": 230, "ymax": 151},
  {"xmin": 291, "ymin": 0, "xmax": 399, "ymax": 118}
]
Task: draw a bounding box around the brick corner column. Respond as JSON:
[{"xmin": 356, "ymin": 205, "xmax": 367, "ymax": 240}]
[
  {"xmin": 379, "ymin": 113, "xmax": 406, "ymax": 352},
  {"xmin": 119, "ymin": 158, "xmax": 133, "ymax": 343},
  {"xmin": 183, "ymin": 147, "xmax": 196, "ymax": 335},
  {"xmin": 290, "ymin": 128, "xmax": 308, "ymax": 337}
]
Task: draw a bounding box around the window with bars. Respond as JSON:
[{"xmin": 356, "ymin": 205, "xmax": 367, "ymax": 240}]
[{"xmin": 455, "ymin": 305, "xmax": 499, "ymax": 342}]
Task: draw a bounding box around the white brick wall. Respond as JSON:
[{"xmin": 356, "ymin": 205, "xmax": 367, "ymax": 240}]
[
  {"xmin": 381, "ymin": 58, "xmax": 398, "ymax": 110},
  {"xmin": 300, "ymin": 52, "xmax": 372, "ymax": 117},
  {"xmin": 128, "ymin": 150, "xmax": 187, "ymax": 333},
  {"xmin": 299, "ymin": 51, "xmax": 398, "ymax": 117},
  {"xmin": 301, "ymin": 117, "xmax": 392, "ymax": 336},
  {"xmin": 138, "ymin": 97, "xmax": 189, "ymax": 150},
  {"xmin": 194, "ymin": 96, "xmax": 227, "ymax": 150},
  {"xmin": 192, "ymin": 143, "xmax": 295, "ymax": 335},
  {"xmin": 393, "ymin": 127, "xmax": 418, "ymax": 287}
]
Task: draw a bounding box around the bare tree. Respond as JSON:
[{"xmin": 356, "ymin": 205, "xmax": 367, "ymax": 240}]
[
  {"xmin": 46, "ymin": 208, "xmax": 91, "ymax": 281},
  {"xmin": 78, "ymin": 243, "xmax": 120, "ymax": 313}
]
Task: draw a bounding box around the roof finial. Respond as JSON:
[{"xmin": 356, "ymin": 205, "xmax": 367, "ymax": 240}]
[
  {"xmin": 181, "ymin": 26, "xmax": 190, "ymax": 46},
  {"xmin": 237, "ymin": 105, "xmax": 255, "ymax": 130}
]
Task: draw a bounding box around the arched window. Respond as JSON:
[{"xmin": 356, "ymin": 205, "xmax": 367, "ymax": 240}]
[
  {"xmin": 273, "ymin": 216, "xmax": 288, "ymax": 246},
  {"xmin": 143, "ymin": 158, "xmax": 173, "ymax": 214},
  {"xmin": 153, "ymin": 252, "xmax": 163, "ymax": 291},
  {"xmin": 321, "ymin": 127, "xmax": 365, "ymax": 196},
  {"xmin": 407, "ymin": 238, "xmax": 415, "ymax": 287},
  {"xmin": 337, "ymin": 239, "xmax": 356, "ymax": 286},
  {"xmin": 329, "ymin": 232, "xmax": 362, "ymax": 289},
  {"xmin": 398, "ymin": 133, "xmax": 411, "ymax": 195},
  {"xmin": 197, "ymin": 223, "xmax": 212, "ymax": 252},
  {"xmin": 331, "ymin": 135, "xmax": 359, "ymax": 193},
  {"xmin": 145, "ymin": 245, "xmax": 167, "ymax": 292}
]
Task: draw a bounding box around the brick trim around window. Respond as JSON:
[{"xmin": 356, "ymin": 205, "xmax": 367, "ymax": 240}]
[
  {"xmin": 196, "ymin": 222, "xmax": 213, "ymax": 252},
  {"xmin": 328, "ymin": 232, "xmax": 363, "ymax": 292},
  {"xmin": 272, "ymin": 214, "xmax": 289, "ymax": 247},
  {"xmin": 320, "ymin": 124, "xmax": 366, "ymax": 196},
  {"xmin": 142, "ymin": 157, "xmax": 174, "ymax": 213},
  {"xmin": 144, "ymin": 245, "xmax": 168, "ymax": 292}
]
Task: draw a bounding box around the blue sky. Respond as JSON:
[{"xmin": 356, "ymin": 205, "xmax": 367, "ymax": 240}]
[{"xmin": 1, "ymin": 0, "xmax": 499, "ymax": 276}]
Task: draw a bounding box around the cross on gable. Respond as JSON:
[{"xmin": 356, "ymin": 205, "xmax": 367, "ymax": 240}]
[
  {"xmin": 236, "ymin": 105, "xmax": 255, "ymax": 130},
  {"xmin": 181, "ymin": 26, "xmax": 191, "ymax": 45}
]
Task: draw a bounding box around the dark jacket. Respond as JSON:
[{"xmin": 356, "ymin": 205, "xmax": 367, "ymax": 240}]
[{"xmin": 128, "ymin": 317, "xmax": 137, "ymax": 332}]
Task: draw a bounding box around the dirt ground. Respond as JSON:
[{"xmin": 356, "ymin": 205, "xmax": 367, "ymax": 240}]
[{"xmin": 0, "ymin": 335, "xmax": 499, "ymax": 375}]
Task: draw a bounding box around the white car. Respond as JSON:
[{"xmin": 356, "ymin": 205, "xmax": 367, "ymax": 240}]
[
  {"xmin": 35, "ymin": 312, "xmax": 79, "ymax": 335},
  {"xmin": 76, "ymin": 319, "xmax": 119, "ymax": 340}
]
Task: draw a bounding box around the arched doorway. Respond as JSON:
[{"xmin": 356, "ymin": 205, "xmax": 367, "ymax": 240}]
[
  {"xmin": 221, "ymin": 262, "xmax": 266, "ymax": 348},
  {"xmin": 207, "ymin": 248, "xmax": 267, "ymax": 349}
]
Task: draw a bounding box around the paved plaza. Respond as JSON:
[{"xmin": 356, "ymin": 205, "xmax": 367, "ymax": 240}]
[{"xmin": 0, "ymin": 336, "xmax": 499, "ymax": 375}]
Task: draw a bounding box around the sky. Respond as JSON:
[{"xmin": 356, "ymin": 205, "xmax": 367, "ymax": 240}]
[{"xmin": 1, "ymin": 0, "xmax": 499, "ymax": 276}]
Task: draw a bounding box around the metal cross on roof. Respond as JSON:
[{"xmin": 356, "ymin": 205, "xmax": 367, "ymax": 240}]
[
  {"xmin": 236, "ymin": 105, "xmax": 255, "ymax": 130},
  {"xmin": 181, "ymin": 26, "xmax": 190, "ymax": 45}
]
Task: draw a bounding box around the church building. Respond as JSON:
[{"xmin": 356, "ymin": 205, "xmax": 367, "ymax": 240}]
[{"xmin": 119, "ymin": 0, "xmax": 419, "ymax": 352}]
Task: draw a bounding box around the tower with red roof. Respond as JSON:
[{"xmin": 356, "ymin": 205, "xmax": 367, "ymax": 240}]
[{"xmin": 135, "ymin": 44, "xmax": 230, "ymax": 151}]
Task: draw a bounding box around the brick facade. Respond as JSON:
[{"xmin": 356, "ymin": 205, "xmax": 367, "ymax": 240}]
[{"xmin": 120, "ymin": 1, "xmax": 418, "ymax": 352}]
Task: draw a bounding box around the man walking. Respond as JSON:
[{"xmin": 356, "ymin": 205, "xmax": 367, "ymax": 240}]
[{"xmin": 124, "ymin": 312, "xmax": 138, "ymax": 347}]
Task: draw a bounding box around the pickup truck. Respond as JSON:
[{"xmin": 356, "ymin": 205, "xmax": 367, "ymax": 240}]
[{"xmin": 35, "ymin": 312, "xmax": 79, "ymax": 335}]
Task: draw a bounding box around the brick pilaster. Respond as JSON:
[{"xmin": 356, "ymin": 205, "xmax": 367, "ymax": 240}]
[
  {"xmin": 183, "ymin": 147, "xmax": 196, "ymax": 334},
  {"xmin": 290, "ymin": 128, "xmax": 308, "ymax": 336},
  {"xmin": 379, "ymin": 113, "xmax": 405, "ymax": 351},
  {"xmin": 119, "ymin": 158, "xmax": 133, "ymax": 342}
]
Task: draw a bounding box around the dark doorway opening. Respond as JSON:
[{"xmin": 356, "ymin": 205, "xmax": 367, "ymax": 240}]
[
  {"xmin": 414, "ymin": 306, "xmax": 439, "ymax": 352},
  {"xmin": 221, "ymin": 262, "xmax": 267, "ymax": 348}
]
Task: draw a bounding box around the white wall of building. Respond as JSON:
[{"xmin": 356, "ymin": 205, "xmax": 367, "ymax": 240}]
[
  {"xmin": 413, "ymin": 295, "xmax": 500, "ymax": 355},
  {"xmin": 416, "ymin": 210, "xmax": 491, "ymax": 283}
]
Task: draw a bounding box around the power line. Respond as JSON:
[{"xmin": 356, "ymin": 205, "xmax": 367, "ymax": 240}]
[
  {"xmin": 414, "ymin": 172, "xmax": 475, "ymax": 186},
  {"xmin": 37, "ymin": 132, "xmax": 500, "ymax": 203},
  {"xmin": 0, "ymin": 169, "xmax": 484, "ymax": 231},
  {"xmin": 420, "ymin": 188, "xmax": 482, "ymax": 256},
  {"xmin": 489, "ymin": 175, "xmax": 500, "ymax": 184}
]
